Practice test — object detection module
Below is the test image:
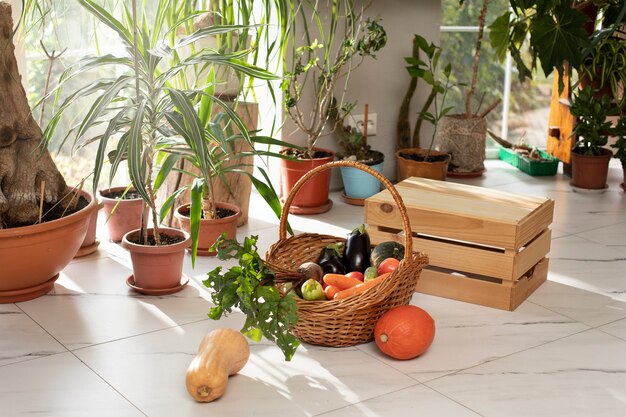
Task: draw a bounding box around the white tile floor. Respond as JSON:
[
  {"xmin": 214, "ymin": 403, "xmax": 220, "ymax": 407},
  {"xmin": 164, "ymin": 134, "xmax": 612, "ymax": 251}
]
[{"xmin": 2, "ymin": 159, "xmax": 626, "ymax": 417}]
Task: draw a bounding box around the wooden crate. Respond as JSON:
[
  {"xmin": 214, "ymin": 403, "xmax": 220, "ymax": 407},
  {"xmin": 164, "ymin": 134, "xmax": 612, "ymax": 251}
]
[{"xmin": 364, "ymin": 177, "xmax": 554, "ymax": 311}]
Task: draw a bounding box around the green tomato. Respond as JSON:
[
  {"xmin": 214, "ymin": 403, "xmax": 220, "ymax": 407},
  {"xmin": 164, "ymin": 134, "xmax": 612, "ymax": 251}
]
[
  {"xmin": 364, "ymin": 266, "xmax": 378, "ymax": 282},
  {"xmin": 301, "ymin": 279, "xmax": 325, "ymax": 301}
]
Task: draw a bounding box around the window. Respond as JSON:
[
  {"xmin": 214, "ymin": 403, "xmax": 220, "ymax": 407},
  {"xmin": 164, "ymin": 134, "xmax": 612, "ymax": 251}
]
[{"xmin": 440, "ymin": 0, "xmax": 554, "ymax": 154}]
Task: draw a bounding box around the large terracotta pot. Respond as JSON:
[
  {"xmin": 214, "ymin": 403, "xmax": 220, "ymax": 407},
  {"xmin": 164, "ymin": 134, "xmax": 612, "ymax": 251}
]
[
  {"xmin": 396, "ymin": 148, "xmax": 451, "ymax": 182},
  {"xmin": 0, "ymin": 191, "xmax": 97, "ymax": 303},
  {"xmin": 122, "ymin": 227, "xmax": 190, "ymax": 293},
  {"xmin": 99, "ymin": 186, "xmax": 144, "ymax": 242},
  {"xmin": 174, "ymin": 202, "xmax": 241, "ymax": 256},
  {"xmin": 279, "ymin": 148, "xmax": 335, "ymax": 214},
  {"xmin": 570, "ymin": 148, "xmax": 612, "ymax": 190}
]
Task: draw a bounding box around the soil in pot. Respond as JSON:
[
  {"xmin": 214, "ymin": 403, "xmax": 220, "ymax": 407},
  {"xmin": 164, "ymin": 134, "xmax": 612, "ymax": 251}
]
[
  {"xmin": 398, "ymin": 152, "xmax": 450, "ymax": 163},
  {"xmin": 101, "ymin": 189, "xmax": 142, "ymax": 200},
  {"xmin": 125, "ymin": 232, "xmax": 186, "ymax": 246},
  {"xmin": 4, "ymin": 196, "xmax": 89, "ymax": 229}
]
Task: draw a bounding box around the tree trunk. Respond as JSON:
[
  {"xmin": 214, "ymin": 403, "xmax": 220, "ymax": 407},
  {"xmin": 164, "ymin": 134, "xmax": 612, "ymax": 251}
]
[{"xmin": 0, "ymin": 2, "xmax": 69, "ymax": 228}]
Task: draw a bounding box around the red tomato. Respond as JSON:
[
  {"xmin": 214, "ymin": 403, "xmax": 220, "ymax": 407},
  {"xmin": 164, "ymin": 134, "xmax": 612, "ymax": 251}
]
[
  {"xmin": 377, "ymin": 258, "xmax": 400, "ymax": 275},
  {"xmin": 346, "ymin": 271, "xmax": 365, "ymax": 282}
]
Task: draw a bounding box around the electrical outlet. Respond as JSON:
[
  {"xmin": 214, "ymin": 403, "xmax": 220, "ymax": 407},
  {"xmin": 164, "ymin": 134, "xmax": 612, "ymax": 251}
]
[{"xmin": 346, "ymin": 113, "xmax": 377, "ymax": 136}]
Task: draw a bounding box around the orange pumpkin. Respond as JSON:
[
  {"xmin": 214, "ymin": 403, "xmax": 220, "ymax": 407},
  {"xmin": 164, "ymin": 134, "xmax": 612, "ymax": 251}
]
[{"xmin": 374, "ymin": 305, "xmax": 435, "ymax": 360}]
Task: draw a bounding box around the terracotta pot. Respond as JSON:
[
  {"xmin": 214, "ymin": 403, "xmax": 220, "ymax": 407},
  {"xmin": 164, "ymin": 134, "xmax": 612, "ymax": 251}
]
[
  {"xmin": 174, "ymin": 202, "xmax": 241, "ymax": 256},
  {"xmin": 99, "ymin": 186, "xmax": 144, "ymax": 242},
  {"xmin": 0, "ymin": 191, "xmax": 97, "ymax": 303},
  {"xmin": 75, "ymin": 197, "xmax": 103, "ymax": 258},
  {"xmin": 279, "ymin": 148, "xmax": 335, "ymax": 213},
  {"xmin": 570, "ymin": 148, "xmax": 612, "ymax": 190},
  {"xmin": 122, "ymin": 227, "xmax": 190, "ymax": 291},
  {"xmin": 437, "ymin": 115, "xmax": 487, "ymax": 174},
  {"xmin": 396, "ymin": 148, "xmax": 451, "ymax": 182}
]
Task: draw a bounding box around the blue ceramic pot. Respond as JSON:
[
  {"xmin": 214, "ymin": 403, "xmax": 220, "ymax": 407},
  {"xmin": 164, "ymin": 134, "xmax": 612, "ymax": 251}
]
[{"xmin": 340, "ymin": 152, "xmax": 384, "ymax": 199}]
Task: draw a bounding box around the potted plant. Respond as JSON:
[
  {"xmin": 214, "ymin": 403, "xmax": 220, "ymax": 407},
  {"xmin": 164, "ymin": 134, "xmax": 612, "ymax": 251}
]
[
  {"xmin": 158, "ymin": 1, "xmax": 290, "ymax": 227},
  {"xmin": 436, "ymin": 0, "xmax": 500, "ymax": 177},
  {"xmin": 280, "ymin": 0, "xmax": 387, "ymax": 214},
  {"xmin": 48, "ymin": 0, "xmax": 282, "ymax": 292},
  {"xmin": 0, "ymin": 2, "xmax": 97, "ymax": 302},
  {"xmin": 331, "ymin": 103, "xmax": 384, "ymax": 203},
  {"xmin": 576, "ymin": 35, "xmax": 626, "ymax": 106},
  {"xmin": 396, "ymin": 34, "xmax": 455, "ymax": 182},
  {"xmin": 163, "ymin": 87, "xmax": 288, "ymax": 264},
  {"xmin": 569, "ymin": 85, "xmax": 617, "ymax": 191}
]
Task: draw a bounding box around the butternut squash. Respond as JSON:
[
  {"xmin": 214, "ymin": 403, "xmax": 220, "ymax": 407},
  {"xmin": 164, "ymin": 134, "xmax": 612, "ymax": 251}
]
[{"xmin": 185, "ymin": 328, "xmax": 250, "ymax": 402}]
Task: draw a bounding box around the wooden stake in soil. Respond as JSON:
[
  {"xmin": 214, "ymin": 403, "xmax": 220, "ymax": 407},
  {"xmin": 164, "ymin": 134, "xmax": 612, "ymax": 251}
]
[{"xmin": 38, "ymin": 181, "xmax": 46, "ymax": 224}]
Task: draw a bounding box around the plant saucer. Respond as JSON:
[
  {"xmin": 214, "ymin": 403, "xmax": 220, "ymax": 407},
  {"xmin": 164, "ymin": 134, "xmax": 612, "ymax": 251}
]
[
  {"xmin": 74, "ymin": 239, "xmax": 100, "ymax": 258},
  {"xmin": 569, "ymin": 182, "xmax": 609, "ymax": 194},
  {"xmin": 126, "ymin": 275, "xmax": 189, "ymax": 295},
  {"xmin": 447, "ymin": 168, "xmax": 486, "ymax": 178}
]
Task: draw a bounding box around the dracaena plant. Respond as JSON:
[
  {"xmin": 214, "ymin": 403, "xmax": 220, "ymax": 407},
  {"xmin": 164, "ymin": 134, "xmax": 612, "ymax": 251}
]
[
  {"xmin": 45, "ymin": 0, "xmax": 280, "ymax": 245},
  {"xmin": 161, "ymin": 85, "xmax": 293, "ymax": 265}
]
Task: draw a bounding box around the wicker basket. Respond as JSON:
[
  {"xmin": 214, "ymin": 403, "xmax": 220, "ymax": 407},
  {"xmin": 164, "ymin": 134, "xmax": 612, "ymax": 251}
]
[{"xmin": 266, "ymin": 160, "xmax": 429, "ymax": 347}]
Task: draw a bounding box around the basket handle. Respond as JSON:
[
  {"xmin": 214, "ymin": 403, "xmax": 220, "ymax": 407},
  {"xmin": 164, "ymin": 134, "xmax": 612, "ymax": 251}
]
[{"xmin": 279, "ymin": 160, "xmax": 413, "ymax": 259}]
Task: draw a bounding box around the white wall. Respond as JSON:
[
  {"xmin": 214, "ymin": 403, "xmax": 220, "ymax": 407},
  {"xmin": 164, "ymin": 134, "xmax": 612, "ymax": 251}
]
[{"xmin": 280, "ymin": 0, "xmax": 442, "ymax": 187}]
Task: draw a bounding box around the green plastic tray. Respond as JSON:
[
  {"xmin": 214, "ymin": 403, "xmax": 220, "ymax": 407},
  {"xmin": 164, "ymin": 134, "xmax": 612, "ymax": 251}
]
[{"xmin": 499, "ymin": 147, "xmax": 560, "ymax": 176}]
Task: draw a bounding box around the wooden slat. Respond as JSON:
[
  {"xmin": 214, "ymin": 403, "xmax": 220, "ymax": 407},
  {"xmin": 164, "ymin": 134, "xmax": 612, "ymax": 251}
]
[
  {"xmin": 515, "ymin": 199, "xmax": 555, "ymax": 248},
  {"xmin": 415, "ymin": 258, "xmax": 549, "ymax": 311},
  {"xmin": 510, "ymin": 258, "xmax": 549, "ymax": 310},
  {"xmin": 369, "ymin": 228, "xmax": 517, "ymax": 280},
  {"xmin": 366, "ymin": 177, "xmax": 553, "ymax": 249},
  {"xmin": 366, "ymin": 200, "xmax": 517, "ymax": 249},
  {"xmin": 416, "ymin": 268, "xmax": 513, "ymax": 310},
  {"xmin": 513, "ymin": 229, "xmax": 551, "ymax": 280}
]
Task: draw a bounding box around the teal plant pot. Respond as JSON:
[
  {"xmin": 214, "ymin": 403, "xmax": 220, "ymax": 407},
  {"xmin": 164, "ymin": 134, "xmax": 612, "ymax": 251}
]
[{"xmin": 340, "ymin": 152, "xmax": 385, "ymax": 199}]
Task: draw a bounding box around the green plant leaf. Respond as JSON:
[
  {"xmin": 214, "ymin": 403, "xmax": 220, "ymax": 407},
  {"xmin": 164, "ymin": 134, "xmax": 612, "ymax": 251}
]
[
  {"xmin": 189, "ymin": 177, "xmax": 204, "ymax": 267},
  {"xmin": 489, "ymin": 12, "xmax": 511, "ymax": 62},
  {"xmin": 127, "ymin": 101, "xmax": 151, "ymax": 205},
  {"xmin": 78, "ymin": 0, "xmax": 133, "ymax": 48},
  {"xmin": 530, "ymin": 5, "xmax": 591, "ymax": 77}
]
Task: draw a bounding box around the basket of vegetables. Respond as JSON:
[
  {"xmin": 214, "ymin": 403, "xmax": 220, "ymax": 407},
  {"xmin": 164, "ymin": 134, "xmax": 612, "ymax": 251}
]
[{"xmin": 264, "ymin": 160, "xmax": 429, "ymax": 348}]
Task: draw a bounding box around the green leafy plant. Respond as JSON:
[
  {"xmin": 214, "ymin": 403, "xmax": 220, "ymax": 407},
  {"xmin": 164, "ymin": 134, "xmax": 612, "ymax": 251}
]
[
  {"xmin": 281, "ymin": 0, "xmax": 387, "ymax": 158},
  {"xmin": 489, "ymin": 0, "xmax": 626, "ymax": 92},
  {"xmin": 576, "ymin": 35, "xmax": 626, "ymax": 108},
  {"xmin": 47, "ymin": 0, "xmax": 279, "ymax": 245},
  {"xmin": 204, "ymin": 234, "xmax": 300, "ymax": 361},
  {"xmin": 162, "ymin": 86, "xmax": 293, "ymax": 264},
  {"xmin": 400, "ymin": 34, "xmax": 457, "ymax": 151},
  {"xmin": 570, "ymin": 85, "xmax": 616, "ymax": 155}
]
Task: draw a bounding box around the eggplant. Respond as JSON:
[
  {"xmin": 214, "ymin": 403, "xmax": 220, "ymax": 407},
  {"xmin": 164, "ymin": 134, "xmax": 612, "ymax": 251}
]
[
  {"xmin": 316, "ymin": 243, "xmax": 346, "ymax": 275},
  {"xmin": 342, "ymin": 224, "xmax": 371, "ymax": 273}
]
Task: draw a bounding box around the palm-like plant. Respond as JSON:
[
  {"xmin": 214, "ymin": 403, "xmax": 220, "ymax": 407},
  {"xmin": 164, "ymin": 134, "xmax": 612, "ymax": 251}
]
[
  {"xmin": 46, "ymin": 0, "xmax": 281, "ymax": 245},
  {"xmin": 162, "ymin": 86, "xmax": 292, "ymax": 264}
]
